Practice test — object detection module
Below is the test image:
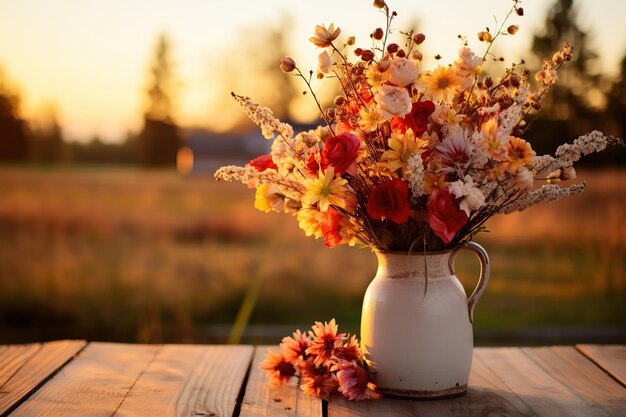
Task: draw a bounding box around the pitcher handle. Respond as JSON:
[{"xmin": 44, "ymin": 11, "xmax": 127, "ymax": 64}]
[{"xmin": 448, "ymin": 241, "xmax": 490, "ymax": 323}]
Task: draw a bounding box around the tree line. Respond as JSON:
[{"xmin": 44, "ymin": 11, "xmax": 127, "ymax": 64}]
[{"xmin": 0, "ymin": 0, "xmax": 624, "ymax": 167}]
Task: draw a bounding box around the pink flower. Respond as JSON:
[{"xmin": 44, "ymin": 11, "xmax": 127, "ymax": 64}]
[
  {"xmin": 333, "ymin": 334, "xmax": 362, "ymax": 362},
  {"xmin": 306, "ymin": 319, "xmax": 346, "ymax": 366},
  {"xmin": 258, "ymin": 349, "xmax": 296, "ymax": 386},
  {"xmin": 375, "ymin": 85, "xmax": 412, "ymax": 119},
  {"xmin": 336, "ymin": 361, "xmax": 381, "ymax": 401},
  {"xmin": 426, "ymin": 189, "xmax": 468, "ymax": 244},
  {"xmin": 435, "ymin": 129, "xmax": 474, "ymax": 174},
  {"xmin": 388, "ymin": 57, "xmax": 419, "ymax": 87},
  {"xmin": 280, "ymin": 329, "xmax": 311, "ymax": 363},
  {"xmin": 366, "ymin": 179, "xmax": 412, "ymax": 224}
]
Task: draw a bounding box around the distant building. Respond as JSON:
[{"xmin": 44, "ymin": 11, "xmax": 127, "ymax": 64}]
[{"xmin": 178, "ymin": 122, "xmax": 319, "ymax": 176}]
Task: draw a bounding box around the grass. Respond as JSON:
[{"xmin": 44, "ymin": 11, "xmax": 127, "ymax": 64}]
[{"xmin": 0, "ymin": 166, "xmax": 624, "ymax": 344}]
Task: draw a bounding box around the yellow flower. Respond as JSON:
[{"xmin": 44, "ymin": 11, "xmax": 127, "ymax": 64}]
[
  {"xmin": 297, "ymin": 206, "xmax": 325, "ymax": 238},
  {"xmin": 423, "ymin": 172, "xmax": 449, "ymax": 193},
  {"xmin": 381, "ymin": 129, "xmax": 429, "ymax": 178},
  {"xmin": 255, "ymin": 184, "xmax": 301, "ymax": 214},
  {"xmin": 309, "ymin": 24, "xmax": 341, "ymax": 48},
  {"xmin": 481, "ymin": 118, "xmax": 508, "ymax": 161},
  {"xmin": 302, "ymin": 167, "xmax": 355, "ymax": 212},
  {"xmin": 365, "ymin": 64, "xmax": 390, "ymax": 88},
  {"xmin": 417, "ymin": 65, "xmax": 465, "ymax": 102},
  {"xmin": 506, "ymin": 136, "xmax": 535, "ymax": 173},
  {"xmin": 358, "ymin": 106, "xmax": 386, "ymax": 132}
]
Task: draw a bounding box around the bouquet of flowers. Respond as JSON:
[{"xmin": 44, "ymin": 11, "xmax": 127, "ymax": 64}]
[{"xmin": 215, "ymin": 0, "xmax": 621, "ymax": 252}]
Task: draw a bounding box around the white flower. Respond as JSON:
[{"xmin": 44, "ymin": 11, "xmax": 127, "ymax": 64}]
[
  {"xmin": 448, "ymin": 175, "xmax": 485, "ymax": 216},
  {"xmin": 514, "ymin": 167, "xmax": 534, "ymax": 191},
  {"xmin": 375, "ymin": 85, "xmax": 412, "ymax": 119},
  {"xmin": 318, "ymin": 51, "xmax": 331, "ymax": 74},
  {"xmin": 454, "ymin": 47, "xmax": 482, "ymax": 77},
  {"xmin": 388, "ymin": 57, "xmax": 419, "ymax": 87},
  {"xmin": 431, "ymin": 103, "xmax": 464, "ymax": 126}
]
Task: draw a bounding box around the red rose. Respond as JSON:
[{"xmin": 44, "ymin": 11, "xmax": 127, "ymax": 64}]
[
  {"xmin": 390, "ymin": 101, "xmax": 435, "ymax": 135},
  {"xmin": 249, "ymin": 153, "xmax": 277, "ymax": 172},
  {"xmin": 426, "ymin": 189, "xmax": 468, "ymax": 244},
  {"xmin": 366, "ymin": 178, "xmax": 412, "ymax": 224},
  {"xmin": 321, "ymin": 132, "xmax": 361, "ymax": 175},
  {"xmin": 321, "ymin": 208, "xmax": 343, "ymax": 248}
]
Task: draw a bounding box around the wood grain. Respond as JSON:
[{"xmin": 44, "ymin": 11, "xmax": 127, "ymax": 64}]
[
  {"xmin": 240, "ymin": 346, "xmax": 322, "ymax": 417},
  {"xmin": 576, "ymin": 344, "xmax": 626, "ymax": 387},
  {"xmin": 0, "ymin": 340, "xmax": 86, "ymax": 416},
  {"xmin": 113, "ymin": 344, "xmax": 253, "ymax": 417},
  {"xmin": 477, "ymin": 347, "xmax": 612, "ymax": 417},
  {"xmin": 521, "ymin": 347, "xmax": 626, "ymax": 417},
  {"xmin": 9, "ymin": 342, "xmax": 160, "ymax": 417}
]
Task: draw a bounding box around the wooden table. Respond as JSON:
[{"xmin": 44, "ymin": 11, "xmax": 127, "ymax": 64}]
[{"xmin": 0, "ymin": 341, "xmax": 624, "ymax": 416}]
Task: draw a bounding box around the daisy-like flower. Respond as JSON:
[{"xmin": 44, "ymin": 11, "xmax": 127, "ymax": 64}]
[
  {"xmin": 306, "ymin": 319, "xmax": 346, "ymax": 366},
  {"xmin": 424, "ymin": 171, "xmax": 449, "ymax": 193},
  {"xmin": 365, "ymin": 64, "xmax": 390, "ymax": 88},
  {"xmin": 259, "ymin": 349, "xmax": 296, "ymax": 386},
  {"xmin": 435, "ymin": 128, "xmax": 475, "ymax": 174},
  {"xmin": 309, "ymin": 23, "xmax": 341, "ymax": 48},
  {"xmin": 358, "ymin": 106, "xmax": 386, "ymax": 132},
  {"xmin": 336, "ymin": 361, "xmax": 381, "ymax": 401},
  {"xmin": 417, "ymin": 65, "xmax": 465, "ymax": 102},
  {"xmin": 381, "ymin": 128, "xmax": 430, "ymax": 178},
  {"xmin": 255, "ymin": 184, "xmax": 301, "ymax": 214},
  {"xmin": 480, "ymin": 118, "xmax": 509, "ymax": 161},
  {"xmin": 280, "ymin": 329, "xmax": 311, "ymax": 363},
  {"xmin": 333, "ymin": 334, "xmax": 362, "ymax": 362},
  {"xmin": 297, "ymin": 206, "xmax": 325, "ymax": 238},
  {"xmin": 302, "ymin": 167, "xmax": 355, "ymax": 212},
  {"xmin": 297, "ymin": 360, "xmax": 338, "ymax": 400},
  {"xmin": 506, "ymin": 136, "xmax": 536, "ymax": 173}
]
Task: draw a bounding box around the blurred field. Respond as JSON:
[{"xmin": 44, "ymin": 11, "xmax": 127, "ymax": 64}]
[{"xmin": 0, "ymin": 167, "xmax": 624, "ymax": 345}]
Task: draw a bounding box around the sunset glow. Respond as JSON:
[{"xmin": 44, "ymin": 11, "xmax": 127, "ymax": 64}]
[{"xmin": 1, "ymin": 0, "xmax": 624, "ymax": 142}]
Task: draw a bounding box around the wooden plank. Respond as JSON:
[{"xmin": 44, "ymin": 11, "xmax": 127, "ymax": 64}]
[
  {"xmin": 9, "ymin": 342, "xmax": 160, "ymax": 417},
  {"xmin": 240, "ymin": 346, "xmax": 322, "ymax": 417},
  {"xmin": 521, "ymin": 347, "xmax": 626, "ymax": 417},
  {"xmin": 115, "ymin": 344, "xmax": 254, "ymax": 417},
  {"xmin": 576, "ymin": 344, "xmax": 626, "ymax": 387},
  {"xmin": 477, "ymin": 347, "xmax": 612, "ymax": 417},
  {"xmin": 0, "ymin": 340, "xmax": 86, "ymax": 416},
  {"xmin": 328, "ymin": 350, "xmax": 538, "ymax": 417}
]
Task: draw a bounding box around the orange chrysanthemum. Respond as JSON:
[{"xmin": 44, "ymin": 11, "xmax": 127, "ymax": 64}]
[
  {"xmin": 506, "ymin": 136, "xmax": 536, "ymax": 173},
  {"xmin": 306, "ymin": 319, "xmax": 346, "ymax": 366},
  {"xmin": 258, "ymin": 349, "xmax": 296, "ymax": 386},
  {"xmin": 336, "ymin": 361, "xmax": 381, "ymax": 401},
  {"xmin": 280, "ymin": 329, "xmax": 311, "ymax": 363}
]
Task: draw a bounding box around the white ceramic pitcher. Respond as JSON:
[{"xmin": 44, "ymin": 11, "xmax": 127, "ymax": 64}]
[{"xmin": 360, "ymin": 241, "xmax": 490, "ymax": 399}]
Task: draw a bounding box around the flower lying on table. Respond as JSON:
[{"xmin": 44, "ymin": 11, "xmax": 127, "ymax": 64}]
[
  {"xmin": 215, "ymin": 0, "xmax": 622, "ymax": 253},
  {"xmin": 259, "ymin": 319, "xmax": 380, "ymax": 401}
]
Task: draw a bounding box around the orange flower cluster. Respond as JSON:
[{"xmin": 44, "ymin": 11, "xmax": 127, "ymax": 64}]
[{"xmin": 259, "ymin": 319, "xmax": 380, "ymax": 401}]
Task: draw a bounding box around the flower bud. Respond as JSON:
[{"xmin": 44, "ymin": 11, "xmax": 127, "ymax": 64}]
[
  {"xmin": 386, "ymin": 43, "xmax": 399, "ymax": 53},
  {"xmin": 373, "ymin": 28, "xmax": 384, "ymax": 40},
  {"xmin": 516, "ymin": 7, "xmax": 524, "ymax": 16},
  {"xmin": 552, "ymin": 52, "xmax": 564, "ymax": 65},
  {"xmin": 361, "ymin": 49, "xmax": 375, "ymax": 61},
  {"xmin": 279, "ymin": 56, "xmax": 296, "ymax": 73},
  {"xmin": 411, "ymin": 50, "xmax": 423, "ymax": 61},
  {"xmin": 373, "ymin": 0, "xmax": 386, "ymax": 9},
  {"xmin": 413, "ymin": 33, "xmax": 425, "ymax": 45},
  {"xmin": 354, "ymin": 47, "xmax": 363, "ymax": 57},
  {"xmin": 510, "ymin": 74, "xmax": 521, "ymax": 88},
  {"xmin": 478, "ymin": 31, "xmax": 493, "ymax": 43},
  {"xmin": 396, "ymin": 49, "xmax": 406, "ymax": 58},
  {"xmin": 347, "ymin": 36, "xmax": 356, "ymax": 46},
  {"xmin": 378, "ymin": 57, "xmax": 391, "ymax": 72},
  {"xmin": 334, "ymin": 96, "xmax": 346, "ymax": 106},
  {"xmin": 484, "ymin": 76, "xmax": 493, "ymax": 88},
  {"xmin": 507, "ymin": 25, "xmax": 519, "ymax": 35}
]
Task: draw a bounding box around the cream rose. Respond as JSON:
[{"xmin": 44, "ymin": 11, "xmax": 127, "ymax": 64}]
[
  {"xmin": 375, "ymin": 85, "xmax": 412, "ymax": 119},
  {"xmin": 388, "ymin": 57, "xmax": 419, "ymax": 87}
]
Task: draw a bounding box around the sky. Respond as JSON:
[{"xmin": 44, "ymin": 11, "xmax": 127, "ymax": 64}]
[{"xmin": 0, "ymin": 0, "xmax": 625, "ymax": 142}]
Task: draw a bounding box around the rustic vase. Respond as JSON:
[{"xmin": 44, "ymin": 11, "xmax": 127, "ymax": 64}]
[{"xmin": 360, "ymin": 241, "xmax": 490, "ymax": 399}]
